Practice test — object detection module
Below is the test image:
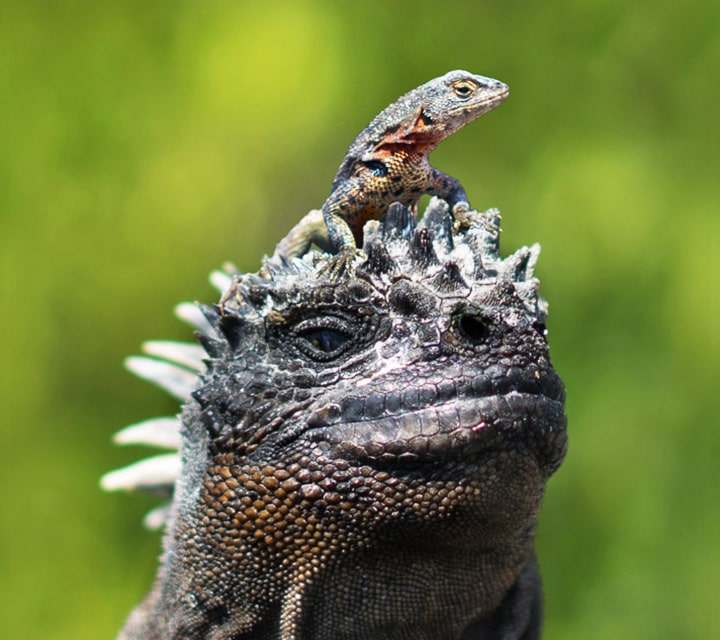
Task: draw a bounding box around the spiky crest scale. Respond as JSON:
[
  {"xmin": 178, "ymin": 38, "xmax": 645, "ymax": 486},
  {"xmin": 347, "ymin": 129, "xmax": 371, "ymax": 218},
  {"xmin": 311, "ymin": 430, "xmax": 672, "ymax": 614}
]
[{"xmin": 217, "ymin": 198, "xmax": 544, "ymax": 354}]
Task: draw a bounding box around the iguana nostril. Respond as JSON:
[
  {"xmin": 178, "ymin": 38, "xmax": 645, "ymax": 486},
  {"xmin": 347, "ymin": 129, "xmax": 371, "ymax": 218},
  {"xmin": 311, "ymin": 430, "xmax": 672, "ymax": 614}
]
[{"xmin": 456, "ymin": 313, "xmax": 489, "ymax": 343}]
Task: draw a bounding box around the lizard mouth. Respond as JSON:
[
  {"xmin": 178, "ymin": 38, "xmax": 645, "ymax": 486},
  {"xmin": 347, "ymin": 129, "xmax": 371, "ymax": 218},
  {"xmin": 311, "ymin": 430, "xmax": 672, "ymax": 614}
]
[
  {"xmin": 483, "ymin": 86, "xmax": 510, "ymax": 105},
  {"xmin": 303, "ymin": 387, "xmax": 566, "ymax": 470}
]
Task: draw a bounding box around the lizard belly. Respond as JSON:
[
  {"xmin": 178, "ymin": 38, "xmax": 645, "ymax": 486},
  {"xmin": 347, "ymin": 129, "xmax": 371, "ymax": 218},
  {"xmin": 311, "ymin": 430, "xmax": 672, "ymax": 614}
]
[{"xmin": 344, "ymin": 203, "xmax": 383, "ymax": 245}]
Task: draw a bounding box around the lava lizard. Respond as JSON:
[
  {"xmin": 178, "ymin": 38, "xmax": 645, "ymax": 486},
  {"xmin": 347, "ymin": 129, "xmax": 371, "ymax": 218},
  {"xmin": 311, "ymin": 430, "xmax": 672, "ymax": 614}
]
[{"xmin": 273, "ymin": 69, "xmax": 509, "ymax": 271}]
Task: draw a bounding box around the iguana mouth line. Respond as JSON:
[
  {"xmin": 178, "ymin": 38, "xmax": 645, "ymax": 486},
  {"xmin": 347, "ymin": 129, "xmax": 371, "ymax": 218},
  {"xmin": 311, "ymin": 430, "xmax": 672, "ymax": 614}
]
[
  {"xmin": 301, "ymin": 392, "xmax": 564, "ymax": 462},
  {"xmin": 309, "ymin": 372, "xmax": 562, "ymax": 428},
  {"xmin": 271, "ymin": 371, "xmax": 556, "ymax": 446}
]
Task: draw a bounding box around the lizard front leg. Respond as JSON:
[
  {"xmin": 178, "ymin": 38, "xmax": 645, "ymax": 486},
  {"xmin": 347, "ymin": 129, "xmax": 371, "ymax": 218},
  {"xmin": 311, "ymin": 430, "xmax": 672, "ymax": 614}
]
[
  {"xmin": 321, "ymin": 173, "xmax": 375, "ymax": 252},
  {"xmin": 266, "ymin": 207, "xmax": 355, "ymax": 282},
  {"xmin": 270, "ymin": 181, "xmax": 366, "ymax": 278},
  {"xmin": 428, "ymin": 167, "xmax": 470, "ymax": 211},
  {"xmin": 322, "ymin": 201, "xmax": 358, "ymax": 254},
  {"xmin": 427, "ymin": 167, "xmax": 479, "ymax": 230},
  {"xmin": 315, "ymin": 178, "xmax": 376, "ymax": 278},
  {"xmin": 318, "ymin": 199, "xmax": 360, "ymax": 278}
]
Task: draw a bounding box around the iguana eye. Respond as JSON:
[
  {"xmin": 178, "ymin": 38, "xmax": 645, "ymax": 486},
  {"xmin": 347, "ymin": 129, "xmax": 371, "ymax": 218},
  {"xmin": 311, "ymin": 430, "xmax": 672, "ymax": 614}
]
[
  {"xmin": 452, "ymin": 80, "xmax": 476, "ymax": 99},
  {"xmin": 300, "ymin": 327, "xmax": 350, "ymax": 353},
  {"xmin": 293, "ymin": 317, "xmax": 354, "ymax": 360}
]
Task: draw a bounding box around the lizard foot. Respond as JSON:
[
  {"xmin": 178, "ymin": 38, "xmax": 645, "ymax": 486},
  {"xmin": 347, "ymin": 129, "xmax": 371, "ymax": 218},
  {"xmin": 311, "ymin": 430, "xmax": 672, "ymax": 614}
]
[
  {"xmin": 317, "ymin": 247, "xmax": 361, "ymax": 280},
  {"xmin": 451, "ymin": 201, "xmax": 475, "ymax": 232},
  {"xmin": 452, "ymin": 202, "xmax": 499, "ymax": 236}
]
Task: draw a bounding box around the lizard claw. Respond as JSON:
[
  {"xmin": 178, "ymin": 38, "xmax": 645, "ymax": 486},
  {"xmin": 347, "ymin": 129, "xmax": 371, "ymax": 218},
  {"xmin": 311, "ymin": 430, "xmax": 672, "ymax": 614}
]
[
  {"xmin": 451, "ymin": 201, "xmax": 476, "ymax": 232},
  {"xmin": 451, "ymin": 203, "xmax": 501, "ymax": 236},
  {"xmin": 317, "ymin": 247, "xmax": 360, "ymax": 280}
]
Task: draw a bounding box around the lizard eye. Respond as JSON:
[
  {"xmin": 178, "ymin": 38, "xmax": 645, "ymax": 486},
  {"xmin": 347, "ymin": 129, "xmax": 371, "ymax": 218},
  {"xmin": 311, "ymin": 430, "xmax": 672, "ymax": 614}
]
[
  {"xmin": 452, "ymin": 80, "xmax": 476, "ymax": 99},
  {"xmin": 300, "ymin": 328, "xmax": 350, "ymax": 353},
  {"xmin": 293, "ymin": 317, "xmax": 354, "ymax": 360}
]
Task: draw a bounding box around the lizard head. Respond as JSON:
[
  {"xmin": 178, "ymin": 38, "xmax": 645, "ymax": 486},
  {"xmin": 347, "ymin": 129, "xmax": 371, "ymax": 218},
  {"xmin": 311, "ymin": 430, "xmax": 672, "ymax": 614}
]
[{"xmin": 412, "ymin": 69, "xmax": 510, "ymax": 137}]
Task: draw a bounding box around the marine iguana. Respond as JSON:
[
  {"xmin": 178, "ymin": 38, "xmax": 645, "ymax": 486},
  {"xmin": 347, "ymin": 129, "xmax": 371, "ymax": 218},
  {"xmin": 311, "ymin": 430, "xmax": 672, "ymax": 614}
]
[{"xmin": 104, "ymin": 199, "xmax": 567, "ymax": 639}]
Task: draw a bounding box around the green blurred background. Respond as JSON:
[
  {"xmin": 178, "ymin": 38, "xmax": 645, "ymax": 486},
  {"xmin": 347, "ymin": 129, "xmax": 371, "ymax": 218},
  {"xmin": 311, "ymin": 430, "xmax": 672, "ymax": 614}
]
[{"xmin": 1, "ymin": 1, "xmax": 717, "ymax": 638}]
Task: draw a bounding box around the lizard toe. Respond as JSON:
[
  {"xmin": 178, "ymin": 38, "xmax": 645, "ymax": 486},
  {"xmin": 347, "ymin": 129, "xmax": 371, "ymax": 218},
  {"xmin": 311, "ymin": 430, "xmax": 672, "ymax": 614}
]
[
  {"xmin": 317, "ymin": 247, "xmax": 361, "ymax": 280},
  {"xmin": 451, "ymin": 201, "xmax": 476, "ymax": 232}
]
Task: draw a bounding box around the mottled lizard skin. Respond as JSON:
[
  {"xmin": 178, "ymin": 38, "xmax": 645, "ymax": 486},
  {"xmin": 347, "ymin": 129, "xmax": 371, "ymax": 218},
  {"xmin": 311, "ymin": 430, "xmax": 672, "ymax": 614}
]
[
  {"xmin": 116, "ymin": 200, "xmax": 567, "ymax": 640},
  {"xmin": 273, "ymin": 70, "xmax": 509, "ymax": 271}
]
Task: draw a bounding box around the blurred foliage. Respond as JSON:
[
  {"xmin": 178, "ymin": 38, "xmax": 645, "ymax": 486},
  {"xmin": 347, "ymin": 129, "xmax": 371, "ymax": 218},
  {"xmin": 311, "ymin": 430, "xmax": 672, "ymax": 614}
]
[{"xmin": 0, "ymin": 1, "xmax": 717, "ymax": 638}]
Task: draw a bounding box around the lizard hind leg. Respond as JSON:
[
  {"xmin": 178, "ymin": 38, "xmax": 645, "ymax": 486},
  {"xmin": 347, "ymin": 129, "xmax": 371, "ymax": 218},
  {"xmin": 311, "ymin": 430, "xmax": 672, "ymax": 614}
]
[
  {"xmin": 271, "ymin": 210, "xmax": 334, "ymax": 262},
  {"xmin": 322, "ymin": 192, "xmax": 364, "ymax": 254},
  {"xmin": 315, "ymin": 195, "xmax": 366, "ymax": 279}
]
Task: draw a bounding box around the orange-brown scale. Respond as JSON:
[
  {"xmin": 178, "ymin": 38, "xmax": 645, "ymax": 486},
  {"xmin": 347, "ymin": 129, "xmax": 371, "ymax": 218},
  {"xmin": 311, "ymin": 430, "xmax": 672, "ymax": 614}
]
[
  {"xmin": 181, "ymin": 446, "xmax": 532, "ymax": 610},
  {"xmin": 332, "ymin": 143, "xmax": 436, "ymax": 245}
]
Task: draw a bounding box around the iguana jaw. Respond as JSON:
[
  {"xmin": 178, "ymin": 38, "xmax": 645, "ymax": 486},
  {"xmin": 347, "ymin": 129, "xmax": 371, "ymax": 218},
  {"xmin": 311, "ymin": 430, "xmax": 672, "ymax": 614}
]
[{"xmin": 296, "ymin": 392, "xmax": 565, "ymax": 470}]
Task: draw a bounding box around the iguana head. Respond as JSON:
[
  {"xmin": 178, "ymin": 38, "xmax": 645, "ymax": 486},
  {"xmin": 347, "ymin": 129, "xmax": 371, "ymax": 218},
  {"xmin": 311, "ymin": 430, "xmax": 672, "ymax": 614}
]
[{"xmin": 108, "ymin": 199, "xmax": 566, "ymax": 640}]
